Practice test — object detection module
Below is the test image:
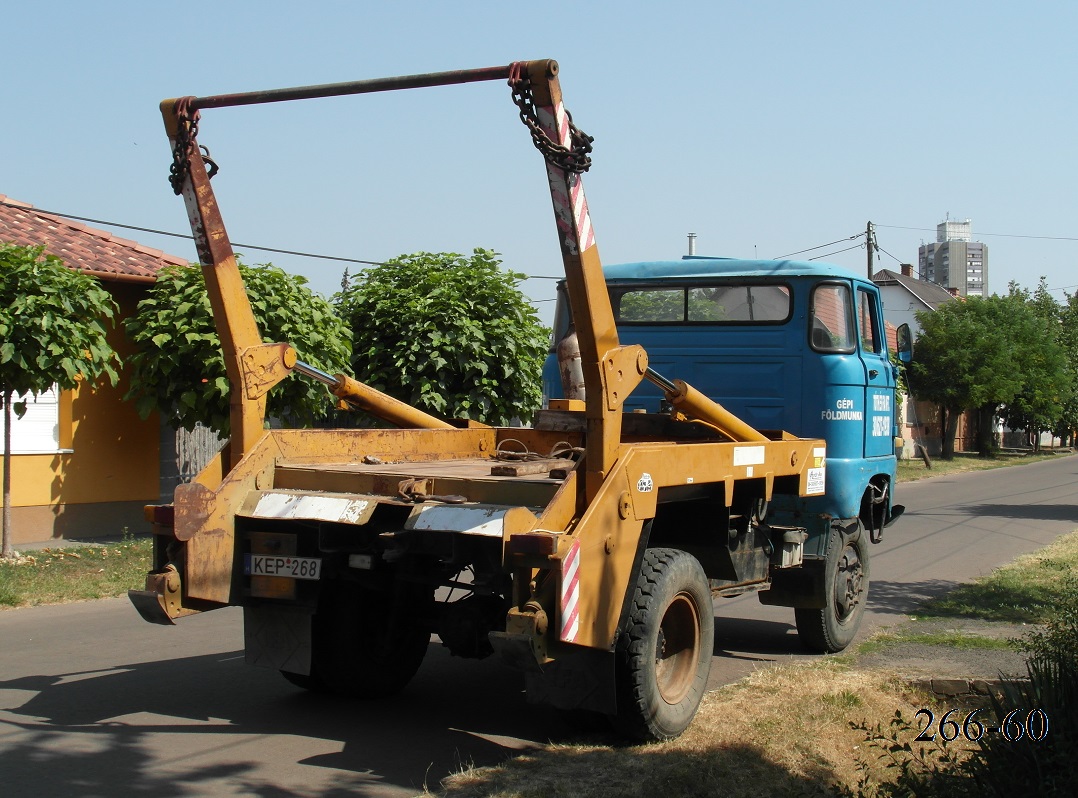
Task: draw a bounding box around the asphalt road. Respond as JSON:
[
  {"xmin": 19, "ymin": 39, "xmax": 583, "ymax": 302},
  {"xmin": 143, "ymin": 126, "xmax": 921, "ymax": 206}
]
[{"xmin": 2, "ymin": 455, "xmax": 1076, "ymax": 797}]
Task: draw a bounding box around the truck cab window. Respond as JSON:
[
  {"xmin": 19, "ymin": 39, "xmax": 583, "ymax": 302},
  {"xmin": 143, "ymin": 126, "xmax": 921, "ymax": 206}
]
[
  {"xmin": 610, "ymin": 283, "xmax": 792, "ymax": 325},
  {"xmin": 617, "ymin": 288, "xmax": 684, "ymax": 321},
  {"xmin": 809, "ymin": 283, "xmax": 855, "ymax": 353},
  {"xmin": 858, "ymin": 289, "xmax": 880, "ymax": 354}
]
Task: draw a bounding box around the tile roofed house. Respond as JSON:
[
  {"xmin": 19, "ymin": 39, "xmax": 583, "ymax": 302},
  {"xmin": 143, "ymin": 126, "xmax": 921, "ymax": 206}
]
[
  {"xmin": 0, "ymin": 194, "xmax": 188, "ymax": 283},
  {"xmin": 872, "ymin": 265, "xmax": 957, "ymax": 338},
  {"xmin": 1, "ymin": 193, "xmax": 193, "ymax": 545},
  {"xmin": 872, "ymin": 265, "xmax": 970, "ymax": 460}
]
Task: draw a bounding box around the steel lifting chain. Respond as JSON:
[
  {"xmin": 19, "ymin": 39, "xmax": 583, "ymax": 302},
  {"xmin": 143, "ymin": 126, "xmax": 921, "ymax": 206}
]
[
  {"xmin": 508, "ymin": 63, "xmax": 593, "ymax": 173},
  {"xmin": 168, "ymin": 97, "xmax": 218, "ymax": 194}
]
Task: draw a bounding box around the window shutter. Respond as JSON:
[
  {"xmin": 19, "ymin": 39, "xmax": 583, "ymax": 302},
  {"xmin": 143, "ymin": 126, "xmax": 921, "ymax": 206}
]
[{"xmin": 10, "ymin": 387, "xmax": 60, "ymax": 454}]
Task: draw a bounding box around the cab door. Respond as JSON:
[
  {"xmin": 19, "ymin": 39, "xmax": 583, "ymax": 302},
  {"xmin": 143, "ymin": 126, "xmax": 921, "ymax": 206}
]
[{"xmin": 857, "ymin": 287, "xmax": 895, "ymax": 459}]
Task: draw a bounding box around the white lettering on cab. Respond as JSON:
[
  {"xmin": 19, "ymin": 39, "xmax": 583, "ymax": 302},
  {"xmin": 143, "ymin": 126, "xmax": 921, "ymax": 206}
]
[{"xmin": 821, "ymin": 397, "xmax": 863, "ymax": 421}]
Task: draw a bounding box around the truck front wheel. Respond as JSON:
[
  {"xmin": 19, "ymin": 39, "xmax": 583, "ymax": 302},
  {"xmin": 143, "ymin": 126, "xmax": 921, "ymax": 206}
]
[
  {"xmin": 795, "ymin": 524, "xmax": 869, "ymax": 653},
  {"xmin": 613, "ymin": 548, "xmax": 714, "ymax": 742}
]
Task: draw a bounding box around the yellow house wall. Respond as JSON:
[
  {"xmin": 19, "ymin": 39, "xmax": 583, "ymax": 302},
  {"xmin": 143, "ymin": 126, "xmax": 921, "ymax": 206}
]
[{"xmin": 2, "ymin": 282, "xmax": 162, "ymax": 544}]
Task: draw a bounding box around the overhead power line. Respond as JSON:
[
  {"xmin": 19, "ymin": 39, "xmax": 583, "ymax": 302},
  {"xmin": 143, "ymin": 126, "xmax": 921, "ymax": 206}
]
[
  {"xmin": 2, "ymin": 198, "xmax": 568, "ymax": 316},
  {"xmin": 876, "ymin": 223, "xmax": 1078, "ymax": 243},
  {"xmin": 875, "ymin": 244, "xmax": 904, "ymax": 264},
  {"xmin": 808, "ymin": 243, "xmax": 865, "ymax": 261},
  {"xmin": 774, "ymin": 233, "xmax": 863, "ymax": 260},
  {"xmin": 1, "ymin": 199, "xmax": 385, "ymax": 266}
]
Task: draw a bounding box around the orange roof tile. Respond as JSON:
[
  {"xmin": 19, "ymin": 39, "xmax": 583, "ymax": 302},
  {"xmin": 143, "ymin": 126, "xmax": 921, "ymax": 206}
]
[{"xmin": 0, "ymin": 194, "xmax": 188, "ymax": 283}]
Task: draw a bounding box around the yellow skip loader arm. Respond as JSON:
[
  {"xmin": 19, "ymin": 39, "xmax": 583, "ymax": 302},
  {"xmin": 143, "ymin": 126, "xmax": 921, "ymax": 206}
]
[{"xmin": 130, "ymin": 60, "xmax": 828, "ymax": 742}]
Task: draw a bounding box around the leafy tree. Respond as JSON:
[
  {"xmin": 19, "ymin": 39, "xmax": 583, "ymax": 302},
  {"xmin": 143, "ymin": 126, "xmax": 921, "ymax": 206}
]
[
  {"xmin": 1001, "ymin": 280, "xmax": 1074, "ymax": 451},
  {"xmin": 335, "ymin": 250, "xmax": 549, "ymax": 425},
  {"xmin": 910, "ymin": 295, "xmax": 1034, "ymax": 458},
  {"xmin": 124, "ymin": 261, "xmax": 352, "ymax": 434},
  {"xmin": 1054, "ymin": 290, "xmax": 1078, "ymax": 445},
  {"xmin": 1, "ymin": 244, "xmax": 120, "ymax": 558}
]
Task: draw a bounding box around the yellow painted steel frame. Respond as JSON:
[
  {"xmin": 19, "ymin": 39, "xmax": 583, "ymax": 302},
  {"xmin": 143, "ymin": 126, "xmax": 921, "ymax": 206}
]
[
  {"xmin": 174, "ymin": 427, "xmax": 505, "ymax": 603},
  {"xmin": 161, "ymin": 99, "xmax": 278, "ymax": 470},
  {"xmin": 522, "ymin": 61, "xmax": 647, "ymax": 504},
  {"xmin": 549, "ymin": 436, "xmax": 820, "ymax": 650}
]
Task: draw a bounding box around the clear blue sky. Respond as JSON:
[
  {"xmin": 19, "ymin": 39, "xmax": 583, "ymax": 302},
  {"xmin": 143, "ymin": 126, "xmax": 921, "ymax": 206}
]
[{"xmin": 3, "ymin": 1, "xmax": 1075, "ymax": 327}]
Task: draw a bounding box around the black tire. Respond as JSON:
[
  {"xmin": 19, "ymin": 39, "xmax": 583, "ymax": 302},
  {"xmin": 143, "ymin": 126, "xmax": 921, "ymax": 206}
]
[
  {"xmin": 613, "ymin": 548, "xmax": 714, "ymax": 742},
  {"xmin": 279, "ymin": 669, "xmax": 326, "ymax": 692},
  {"xmin": 284, "ymin": 577, "xmax": 432, "ymax": 698},
  {"xmin": 795, "ymin": 524, "xmax": 870, "ymax": 653}
]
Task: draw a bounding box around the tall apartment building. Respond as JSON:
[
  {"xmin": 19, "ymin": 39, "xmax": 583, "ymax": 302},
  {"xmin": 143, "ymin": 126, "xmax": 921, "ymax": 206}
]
[{"xmin": 917, "ymin": 218, "xmax": 988, "ymax": 297}]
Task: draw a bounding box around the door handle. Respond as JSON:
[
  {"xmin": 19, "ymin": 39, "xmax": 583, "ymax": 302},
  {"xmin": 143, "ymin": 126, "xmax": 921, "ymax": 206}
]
[{"xmin": 869, "ymin": 369, "xmax": 879, "ymax": 378}]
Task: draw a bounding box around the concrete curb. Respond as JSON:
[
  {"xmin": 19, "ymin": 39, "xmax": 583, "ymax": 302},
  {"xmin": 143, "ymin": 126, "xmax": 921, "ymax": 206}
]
[{"xmin": 908, "ymin": 676, "xmax": 1029, "ymax": 701}]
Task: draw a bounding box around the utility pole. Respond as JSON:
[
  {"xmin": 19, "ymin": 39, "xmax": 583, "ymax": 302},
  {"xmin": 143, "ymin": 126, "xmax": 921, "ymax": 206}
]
[{"xmin": 866, "ymin": 221, "xmax": 876, "ymax": 279}]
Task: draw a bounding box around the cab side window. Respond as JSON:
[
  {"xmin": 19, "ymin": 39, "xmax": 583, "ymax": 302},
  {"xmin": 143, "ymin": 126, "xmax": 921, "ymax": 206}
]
[
  {"xmin": 858, "ymin": 289, "xmax": 880, "ymax": 354},
  {"xmin": 809, "ymin": 283, "xmax": 855, "ymax": 353}
]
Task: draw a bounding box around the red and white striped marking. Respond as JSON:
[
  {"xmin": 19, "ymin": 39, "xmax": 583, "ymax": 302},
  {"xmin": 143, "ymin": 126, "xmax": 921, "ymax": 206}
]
[
  {"xmin": 560, "ymin": 538, "xmax": 581, "ymax": 642},
  {"xmin": 537, "ymin": 102, "xmax": 595, "ymax": 254}
]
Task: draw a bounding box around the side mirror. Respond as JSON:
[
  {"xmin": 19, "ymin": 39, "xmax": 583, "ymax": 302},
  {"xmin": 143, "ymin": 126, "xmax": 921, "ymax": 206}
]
[{"xmin": 896, "ymin": 323, "xmax": 912, "ymax": 364}]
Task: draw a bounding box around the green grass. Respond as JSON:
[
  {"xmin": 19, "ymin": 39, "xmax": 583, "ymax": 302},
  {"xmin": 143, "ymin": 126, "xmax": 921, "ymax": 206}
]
[
  {"xmin": 916, "ymin": 530, "xmax": 1078, "ymax": 624},
  {"xmin": 897, "ymin": 449, "xmax": 1064, "ymax": 483},
  {"xmin": 856, "ymin": 630, "xmax": 1014, "ymax": 657},
  {"xmin": 0, "ymin": 537, "xmax": 152, "ymax": 608}
]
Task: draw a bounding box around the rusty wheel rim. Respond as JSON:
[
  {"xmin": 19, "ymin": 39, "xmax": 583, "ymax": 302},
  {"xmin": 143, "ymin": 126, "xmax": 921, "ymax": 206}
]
[
  {"xmin": 834, "ymin": 545, "xmax": 863, "ymax": 622},
  {"xmin": 655, "ymin": 592, "xmax": 701, "ymax": 705}
]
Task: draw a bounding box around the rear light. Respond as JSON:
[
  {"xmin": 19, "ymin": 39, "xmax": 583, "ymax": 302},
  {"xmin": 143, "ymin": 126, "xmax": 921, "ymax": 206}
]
[{"xmin": 144, "ymin": 504, "xmax": 175, "ymax": 527}]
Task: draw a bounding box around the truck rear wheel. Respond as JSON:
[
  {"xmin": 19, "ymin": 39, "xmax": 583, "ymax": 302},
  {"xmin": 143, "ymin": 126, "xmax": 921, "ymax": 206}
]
[
  {"xmin": 285, "ymin": 578, "xmax": 432, "ymax": 698},
  {"xmin": 613, "ymin": 548, "xmax": 713, "ymax": 742},
  {"xmin": 795, "ymin": 524, "xmax": 869, "ymax": 653}
]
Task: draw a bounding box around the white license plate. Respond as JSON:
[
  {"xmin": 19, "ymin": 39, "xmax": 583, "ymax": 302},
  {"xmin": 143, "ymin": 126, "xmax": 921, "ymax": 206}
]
[{"xmin": 245, "ymin": 554, "xmax": 322, "ymax": 580}]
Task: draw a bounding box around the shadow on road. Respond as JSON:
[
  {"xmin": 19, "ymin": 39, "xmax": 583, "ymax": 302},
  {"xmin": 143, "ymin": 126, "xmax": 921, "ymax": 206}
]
[
  {"xmin": 956, "ymin": 503, "xmax": 1078, "ymax": 524},
  {"xmin": 867, "ymin": 578, "xmax": 962, "ymax": 616},
  {"xmin": 0, "ymin": 644, "xmax": 566, "ymax": 797},
  {"xmin": 712, "ymin": 615, "xmax": 801, "ymax": 659}
]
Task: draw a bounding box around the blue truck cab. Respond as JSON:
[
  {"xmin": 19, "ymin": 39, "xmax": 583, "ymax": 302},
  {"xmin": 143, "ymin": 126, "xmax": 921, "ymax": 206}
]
[{"xmin": 543, "ymin": 257, "xmax": 906, "ymax": 650}]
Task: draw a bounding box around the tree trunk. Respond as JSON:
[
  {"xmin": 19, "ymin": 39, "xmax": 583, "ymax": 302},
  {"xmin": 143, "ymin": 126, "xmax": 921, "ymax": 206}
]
[
  {"xmin": 940, "ymin": 405, "xmax": 959, "ymax": 460},
  {"xmin": 2, "ymin": 389, "xmax": 13, "ymax": 559},
  {"xmin": 975, "ymin": 405, "xmax": 998, "ymax": 457}
]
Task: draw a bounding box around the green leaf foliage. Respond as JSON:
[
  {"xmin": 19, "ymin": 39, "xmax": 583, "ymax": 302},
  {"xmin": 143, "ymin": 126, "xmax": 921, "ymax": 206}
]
[
  {"xmin": 0, "ymin": 243, "xmax": 120, "ymax": 399},
  {"xmin": 998, "ymin": 280, "xmax": 1074, "ymax": 443},
  {"xmin": 335, "ymin": 250, "xmax": 550, "ymax": 426},
  {"xmin": 910, "ymin": 291, "xmax": 1072, "ymax": 456},
  {"xmin": 911, "ymin": 295, "xmax": 1021, "ymax": 413},
  {"xmin": 123, "ymin": 260, "xmax": 352, "ymax": 433}
]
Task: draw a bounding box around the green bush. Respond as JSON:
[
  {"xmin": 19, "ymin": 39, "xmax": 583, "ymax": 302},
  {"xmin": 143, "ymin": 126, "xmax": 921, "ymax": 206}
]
[
  {"xmin": 124, "ymin": 260, "xmax": 351, "ymax": 433},
  {"xmin": 335, "ymin": 250, "xmax": 549, "ymax": 426}
]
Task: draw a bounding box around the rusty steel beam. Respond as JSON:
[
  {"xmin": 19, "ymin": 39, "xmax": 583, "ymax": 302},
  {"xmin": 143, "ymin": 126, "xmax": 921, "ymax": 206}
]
[{"xmin": 186, "ymin": 65, "xmax": 515, "ymax": 111}]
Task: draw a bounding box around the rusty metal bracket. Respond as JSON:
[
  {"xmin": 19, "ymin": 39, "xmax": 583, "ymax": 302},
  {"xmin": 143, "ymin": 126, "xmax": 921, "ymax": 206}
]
[
  {"xmin": 397, "ymin": 477, "xmax": 467, "ymax": 504},
  {"xmin": 128, "ymin": 565, "xmax": 200, "ymax": 625},
  {"xmin": 600, "ymin": 344, "xmax": 648, "ymax": 411},
  {"xmin": 489, "ymin": 601, "xmax": 551, "ymax": 671},
  {"xmin": 241, "ymin": 343, "xmax": 297, "ymax": 400},
  {"xmin": 172, "ymin": 481, "xmax": 215, "ymax": 542}
]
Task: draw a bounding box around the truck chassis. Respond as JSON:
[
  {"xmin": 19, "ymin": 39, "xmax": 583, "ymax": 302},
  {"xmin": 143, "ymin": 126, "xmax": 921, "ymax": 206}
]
[{"xmin": 131, "ymin": 60, "xmax": 842, "ymax": 741}]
